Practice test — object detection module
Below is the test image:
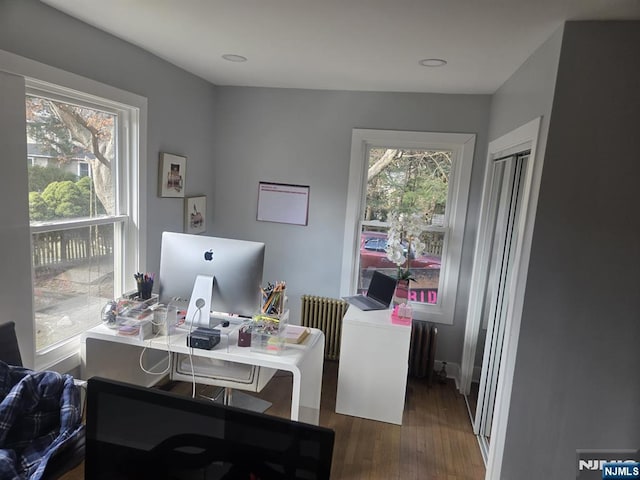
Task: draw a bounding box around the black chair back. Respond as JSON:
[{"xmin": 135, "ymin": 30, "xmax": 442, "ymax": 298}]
[{"xmin": 0, "ymin": 321, "xmax": 23, "ymax": 367}]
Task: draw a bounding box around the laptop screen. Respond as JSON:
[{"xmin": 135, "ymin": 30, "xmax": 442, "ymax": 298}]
[
  {"xmin": 366, "ymin": 271, "xmax": 397, "ymax": 306},
  {"xmin": 85, "ymin": 377, "xmax": 335, "ymax": 479}
]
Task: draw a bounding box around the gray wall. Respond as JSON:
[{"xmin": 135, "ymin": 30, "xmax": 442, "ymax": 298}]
[
  {"xmin": 472, "ymin": 29, "xmax": 565, "ymax": 373},
  {"xmin": 0, "ymin": 70, "xmax": 35, "ymax": 366},
  {"xmin": 488, "ymin": 27, "xmax": 564, "ymax": 145},
  {"xmin": 500, "ymin": 21, "xmax": 640, "ymax": 479},
  {"xmin": 211, "ymin": 86, "xmax": 491, "ymax": 362},
  {"xmin": 0, "ymin": 0, "xmax": 218, "ymax": 275}
]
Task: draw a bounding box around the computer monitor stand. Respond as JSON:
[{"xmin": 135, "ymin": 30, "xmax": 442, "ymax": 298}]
[
  {"xmin": 186, "ymin": 274, "xmax": 214, "ymax": 327},
  {"xmin": 185, "ymin": 275, "xmax": 273, "ymax": 414}
]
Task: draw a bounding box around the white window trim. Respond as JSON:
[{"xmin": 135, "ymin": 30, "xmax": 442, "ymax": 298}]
[
  {"xmin": 340, "ymin": 129, "xmax": 475, "ymax": 325},
  {"xmin": 1, "ymin": 48, "xmax": 147, "ymax": 371}
]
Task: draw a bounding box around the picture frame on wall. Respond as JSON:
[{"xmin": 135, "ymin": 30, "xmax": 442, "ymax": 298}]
[
  {"xmin": 184, "ymin": 195, "xmax": 206, "ymax": 234},
  {"xmin": 159, "ymin": 152, "xmax": 186, "ymax": 197}
]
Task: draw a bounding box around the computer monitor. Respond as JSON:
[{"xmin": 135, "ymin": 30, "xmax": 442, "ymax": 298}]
[
  {"xmin": 158, "ymin": 232, "xmax": 265, "ymax": 326},
  {"xmin": 85, "ymin": 376, "xmax": 335, "ymax": 479}
]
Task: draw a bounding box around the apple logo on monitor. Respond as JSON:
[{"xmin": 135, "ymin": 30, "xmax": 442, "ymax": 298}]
[{"xmin": 204, "ymin": 249, "xmax": 214, "ymax": 261}]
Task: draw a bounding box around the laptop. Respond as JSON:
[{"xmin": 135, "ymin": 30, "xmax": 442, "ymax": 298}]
[{"xmin": 343, "ymin": 270, "xmax": 397, "ymax": 311}]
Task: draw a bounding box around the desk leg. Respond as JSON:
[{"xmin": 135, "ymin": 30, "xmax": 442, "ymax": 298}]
[{"xmin": 291, "ymin": 333, "xmax": 324, "ymax": 425}]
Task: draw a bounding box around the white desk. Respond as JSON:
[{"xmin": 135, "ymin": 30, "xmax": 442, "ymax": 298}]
[
  {"xmin": 335, "ymin": 306, "xmax": 411, "ymax": 425},
  {"xmin": 82, "ymin": 323, "xmax": 325, "ymax": 425}
]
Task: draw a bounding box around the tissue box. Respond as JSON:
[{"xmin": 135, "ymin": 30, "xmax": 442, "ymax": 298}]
[{"xmin": 250, "ymin": 309, "xmax": 289, "ymax": 354}]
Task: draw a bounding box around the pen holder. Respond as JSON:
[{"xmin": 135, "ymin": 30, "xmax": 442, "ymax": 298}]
[
  {"xmin": 137, "ymin": 281, "xmax": 153, "ymax": 300},
  {"xmin": 261, "ymin": 282, "xmax": 286, "ymax": 316}
]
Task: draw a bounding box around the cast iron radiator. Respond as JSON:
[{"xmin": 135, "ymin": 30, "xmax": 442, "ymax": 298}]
[
  {"xmin": 409, "ymin": 320, "xmax": 437, "ymax": 385},
  {"xmin": 300, "ymin": 295, "xmax": 348, "ymax": 361}
]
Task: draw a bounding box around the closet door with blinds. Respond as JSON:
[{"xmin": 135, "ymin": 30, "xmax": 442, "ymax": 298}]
[{"xmin": 473, "ymin": 151, "xmax": 529, "ymax": 457}]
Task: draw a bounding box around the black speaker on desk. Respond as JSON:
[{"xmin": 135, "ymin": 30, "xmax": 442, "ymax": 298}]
[{"xmin": 187, "ymin": 327, "xmax": 220, "ymax": 350}]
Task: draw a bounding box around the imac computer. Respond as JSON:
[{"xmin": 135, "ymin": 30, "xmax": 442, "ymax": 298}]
[{"xmin": 158, "ymin": 232, "xmax": 265, "ymax": 327}]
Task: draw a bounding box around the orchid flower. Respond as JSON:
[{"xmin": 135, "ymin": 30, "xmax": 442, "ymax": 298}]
[{"xmin": 385, "ymin": 211, "xmax": 427, "ymax": 280}]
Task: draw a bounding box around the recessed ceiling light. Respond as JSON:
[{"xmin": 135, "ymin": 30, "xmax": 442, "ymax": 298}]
[
  {"xmin": 419, "ymin": 58, "xmax": 447, "ymax": 67},
  {"xmin": 222, "ymin": 54, "xmax": 247, "ymax": 63}
]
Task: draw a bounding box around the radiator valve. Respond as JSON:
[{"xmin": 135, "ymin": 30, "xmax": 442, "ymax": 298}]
[{"xmin": 437, "ymin": 361, "xmax": 448, "ymax": 384}]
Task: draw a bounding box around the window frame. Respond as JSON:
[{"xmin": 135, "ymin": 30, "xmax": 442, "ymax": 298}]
[
  {"xmin": 0, "ymin": 47, "xmax": 147, "ymax": 371},
  {"xmin": 25, "ymin": 79, "xmax": 145, "ymax": 371},
  {"xmin": 340, "ymin": 129, "xmax": 475, "ymax": 325}
]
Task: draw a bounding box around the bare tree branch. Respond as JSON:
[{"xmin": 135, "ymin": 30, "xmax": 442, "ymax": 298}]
[
  {"xmin": 368, "ymin": 149, "xmax": 400, "ymax": 181},
  {"xmin": 47, "ymin": 102, "xmax": 115, "ymax": 215}
]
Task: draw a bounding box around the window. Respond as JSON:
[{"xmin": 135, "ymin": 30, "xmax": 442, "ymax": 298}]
[
  {"xmin": 25, "ymin": 78, "xmax": 144, "ymax": 366},
  {"xmin": 340, "ymin": 129, "xmax": 475, "ymax": 324},
  {"xmin": 77, "ymin": 161, "xmax": 90, "ymax": 177}
]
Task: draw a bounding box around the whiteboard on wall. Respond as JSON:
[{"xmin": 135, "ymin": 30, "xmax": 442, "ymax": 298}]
[{"xmin": 257, "ymin": 182, "xmax": 309, "ymax": 226}]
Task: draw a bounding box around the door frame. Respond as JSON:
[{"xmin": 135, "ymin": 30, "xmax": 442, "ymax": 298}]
[{"xmin": 460, "ymin": 117, "xmax": 542, "ymax": 477}]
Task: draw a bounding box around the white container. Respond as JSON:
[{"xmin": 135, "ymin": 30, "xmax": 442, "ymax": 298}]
[
  {"xmin": 152, "ymin": 304, "xmax": 178, "ymax": 335},
  {"xmin": 250, "ymin": 309, "xmax": 289, "ymax": 354}
]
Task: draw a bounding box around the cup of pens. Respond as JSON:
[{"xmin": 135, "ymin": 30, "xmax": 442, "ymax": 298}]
[
  {"xmin": 135, "ymin": 272, "xmax": 154, "ymax": 300},
  {"xmin": 261, "ymin": 281, "xmax": 286, "ymax": 316}
]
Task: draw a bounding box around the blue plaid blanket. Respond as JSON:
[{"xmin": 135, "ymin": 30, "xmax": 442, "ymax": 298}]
[{"xmin": 0, "ymin": 361, "xmax": 84, "ymax": 480}]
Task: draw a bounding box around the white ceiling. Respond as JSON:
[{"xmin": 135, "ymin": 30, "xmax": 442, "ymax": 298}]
[{"xmin": 41, "ymin": 0, "xmax": 640, "ymax": 94}]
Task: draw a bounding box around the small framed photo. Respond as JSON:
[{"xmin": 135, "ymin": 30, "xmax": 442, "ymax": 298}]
[
  {"xmin": 159, "ymin": 152, "xmax": 186, "ymax": 197},
  {"xmin": 184, "ymin": 196, "xmax": 206, "ymax": 234}
]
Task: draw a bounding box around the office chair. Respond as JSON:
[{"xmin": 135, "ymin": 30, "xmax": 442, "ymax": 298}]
[
  {"xmin": 0, "ymin": 320, "xmax": 23, "ymax": 367},
  {"xmin": 0, "ymin": 321, "xmax": 85, "ymax": 479}
]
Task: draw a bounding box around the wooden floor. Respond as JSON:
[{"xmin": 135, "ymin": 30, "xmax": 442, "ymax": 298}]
[{"xmin": 61, "ymin": 360, "xmax": 485, "ymax": 479}]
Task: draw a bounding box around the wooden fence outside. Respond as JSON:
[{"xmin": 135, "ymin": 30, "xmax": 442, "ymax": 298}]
[{"xmin": 32, "ymin": 227, "xmax": 113, "ymax": 268}]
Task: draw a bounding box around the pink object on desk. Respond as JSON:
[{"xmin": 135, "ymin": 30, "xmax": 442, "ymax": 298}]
[
  {"xmin": 391, "ymin": 304, "xmax": 412, "ymax": 325},
  {"xmin": 391, "ymin": 313, "xmax": 412, "ymax": 325}
]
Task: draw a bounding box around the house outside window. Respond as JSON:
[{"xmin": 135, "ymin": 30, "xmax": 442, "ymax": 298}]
[
  {"xmin": 25, "ymin": 79, "xmax": 144, "ymax": 365},
  {"xmin": 341, "ymin": 129, "xmax": 475, "ymax": 325}
]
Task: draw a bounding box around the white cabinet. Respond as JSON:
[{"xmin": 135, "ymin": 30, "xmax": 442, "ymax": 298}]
[{"xmin": 335, "ymin": 307, "xmax": 412, "ymax": 425}]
